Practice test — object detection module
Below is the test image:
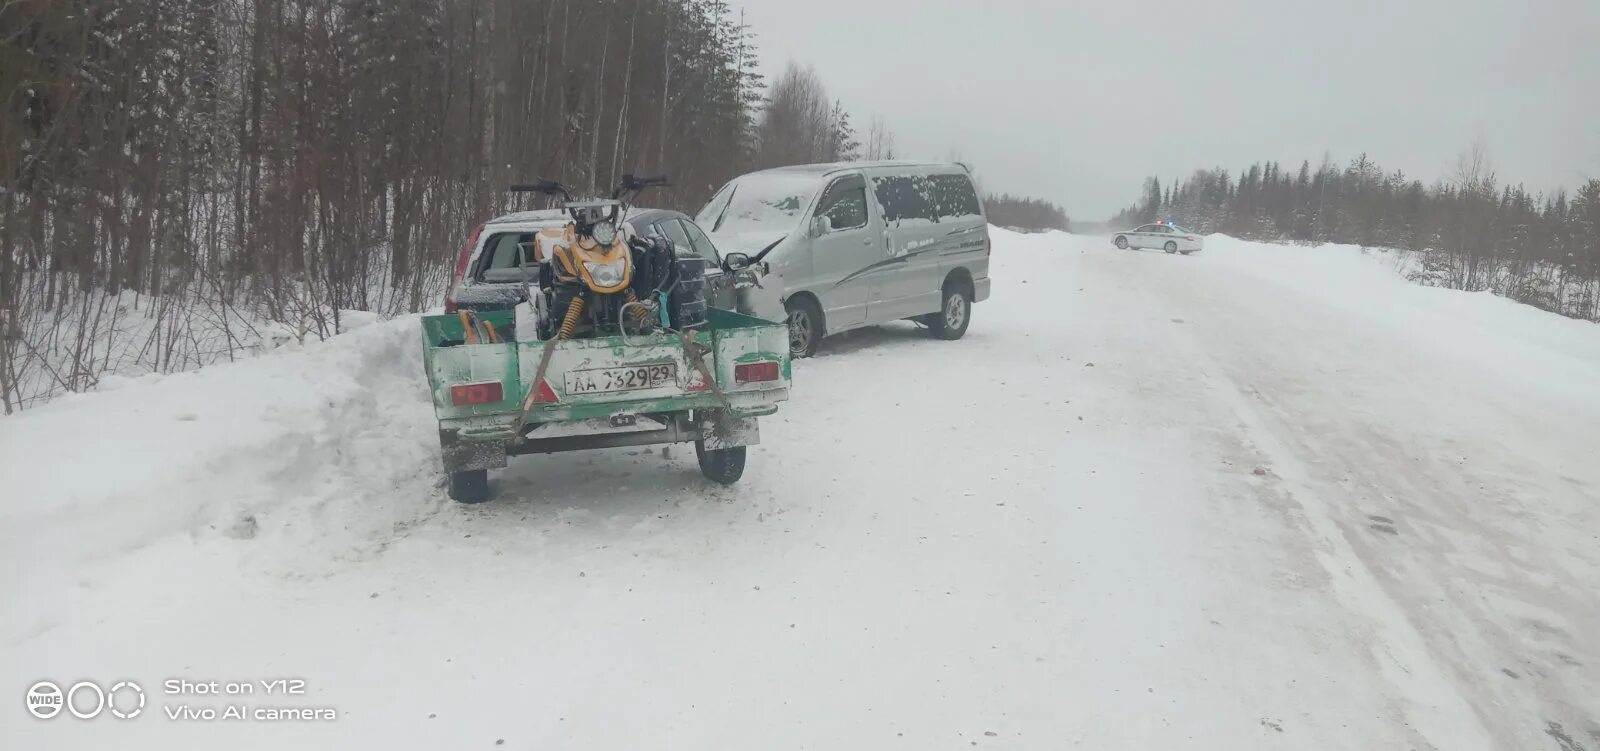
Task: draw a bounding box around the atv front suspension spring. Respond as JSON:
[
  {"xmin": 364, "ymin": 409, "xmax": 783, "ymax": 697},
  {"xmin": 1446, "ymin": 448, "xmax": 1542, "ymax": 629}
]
[
  {"xmin": 556, "ymin": 295, "xmax": 585, "ymax": 340},
  {"xmin": 624, "ymin": 290, "xmax": 651, "ymax": 322}
]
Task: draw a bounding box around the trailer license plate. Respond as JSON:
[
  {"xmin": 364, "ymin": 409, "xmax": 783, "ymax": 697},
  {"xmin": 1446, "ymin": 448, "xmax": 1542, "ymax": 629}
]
[{"xmin": 564, "ymin": 364, "xmax": 677, "ymax": 395}]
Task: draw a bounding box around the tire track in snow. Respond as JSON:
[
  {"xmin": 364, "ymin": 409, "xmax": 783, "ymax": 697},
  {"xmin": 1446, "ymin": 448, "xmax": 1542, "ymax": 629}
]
[
  {"xmin": 1124, "ymin": 241, "xmax": 1600, "ymax": 750},
  {"xmin": 1093, "ymin": 250, "xmax": 1498, "ymax": 751}
]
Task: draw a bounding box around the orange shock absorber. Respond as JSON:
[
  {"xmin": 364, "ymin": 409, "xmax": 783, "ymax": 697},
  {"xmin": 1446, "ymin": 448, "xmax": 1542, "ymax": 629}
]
[
  {"xmin": 624, "ymin": 290, "xmax": 651, "ymax": 322},
  {"xmin": 556, "ymin": 295, "xmax": 586, "ymax": 340}
]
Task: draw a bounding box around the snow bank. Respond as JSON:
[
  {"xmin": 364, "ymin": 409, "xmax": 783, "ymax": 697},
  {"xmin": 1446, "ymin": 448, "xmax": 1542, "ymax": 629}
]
[
  {"xmin": 5, "ymin": 262, "xmax": 437, "ymax": 411},
  {"xmin": 4, "ymin": 284, "xmax": 273, "ymax": 411},
  {"xmin": 1199, "ymin": 234, "xmax": 1600, "ymax": 412},
  {"xmin": 1, "ymin": 315, "xmax": 442, "ymax": 641}
]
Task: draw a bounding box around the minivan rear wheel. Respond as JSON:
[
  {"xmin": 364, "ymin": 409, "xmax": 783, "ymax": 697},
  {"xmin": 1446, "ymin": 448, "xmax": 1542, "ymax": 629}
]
[{"xmin": 930, "ymin": 284, "xmax": 971, "ymax": 340}]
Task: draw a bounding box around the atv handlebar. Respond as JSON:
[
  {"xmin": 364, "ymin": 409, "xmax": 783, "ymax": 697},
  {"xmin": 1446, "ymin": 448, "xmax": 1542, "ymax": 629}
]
[
  {"xmin": 611, "ymin": 174, "xmax": 669, "ymax": 199},
  {"xmin": 508, "ymin": 179, "xmax": 573, "ymax": 202},
  {"xmin": 510, "ymin": 175, "xmax": 666, "ymax": 204}
]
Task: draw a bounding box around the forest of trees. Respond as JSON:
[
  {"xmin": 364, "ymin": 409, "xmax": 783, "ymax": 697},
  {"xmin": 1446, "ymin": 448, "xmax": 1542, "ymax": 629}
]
[
  {"xmin": 984, "ymin": 194, "xmax": 1069, "ymax": 233},
  {"xmin": 0, "ymin": 0, "xmax": 908, "ymax": 411},
  {"xmin": 1112, "ymin": 148, "xmax": 1600, "ymax": 321}
]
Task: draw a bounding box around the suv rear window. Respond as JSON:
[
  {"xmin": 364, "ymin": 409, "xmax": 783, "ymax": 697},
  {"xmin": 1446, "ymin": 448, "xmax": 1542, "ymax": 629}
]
[
  {"xmin": 872, "ymin": 173, "xmax": 982, "ymax": 225},
  {"xmin": 478, "ymin": 232, "xmax": 534, "ymax": 276}
]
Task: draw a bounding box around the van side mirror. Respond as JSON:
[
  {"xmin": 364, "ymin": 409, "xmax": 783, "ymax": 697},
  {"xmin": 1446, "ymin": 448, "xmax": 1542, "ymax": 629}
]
[
  {"xmin": 809, "ymin": 215, "xmax": 832, "ymax": 238},
  {"xmin": 722, "ymin": 252, "xmax": 752, "ymax": 271}
]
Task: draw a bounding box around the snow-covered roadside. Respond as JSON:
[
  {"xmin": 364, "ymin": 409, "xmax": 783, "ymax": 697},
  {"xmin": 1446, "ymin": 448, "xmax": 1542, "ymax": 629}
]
[
  {"xmin": 1198, "ymin": 235, "xmax": 1600, "ymax": 412},
  {"xmin": 1103, "ymin": 233, "xmax": 1600, "ymax": 749},
  {"xmin": 1, "ymin": 314, "xmax": 443, "ymax": 644},
  {"xmin": 5, "ymin": 229, "xmax": 1598, "ymax": 750}
]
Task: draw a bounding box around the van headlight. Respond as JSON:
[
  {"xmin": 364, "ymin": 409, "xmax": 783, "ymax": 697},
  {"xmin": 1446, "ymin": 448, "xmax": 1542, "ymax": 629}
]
[{"xmin": 583, "ymin": 259, "xmax": 627, "ymax": 287}]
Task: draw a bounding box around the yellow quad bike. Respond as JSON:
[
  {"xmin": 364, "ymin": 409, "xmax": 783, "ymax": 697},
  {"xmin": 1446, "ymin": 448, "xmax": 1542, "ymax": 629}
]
[{"xmin": 511, "ymin": 175, "xmax": 706, "ymax": 341}]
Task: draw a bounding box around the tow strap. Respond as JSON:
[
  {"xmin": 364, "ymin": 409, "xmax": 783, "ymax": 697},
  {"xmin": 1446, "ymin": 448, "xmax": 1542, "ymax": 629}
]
[
  {"xmin": 676, "ymin": 329, "xmax": 731, "ymax": 408},
  {"xmin": 514, "ymin": 331, "xmax": 564, "ymax": 430}
]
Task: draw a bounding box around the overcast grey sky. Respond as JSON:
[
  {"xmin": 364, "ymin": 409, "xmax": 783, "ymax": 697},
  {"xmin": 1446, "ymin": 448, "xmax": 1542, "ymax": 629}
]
[{"xmin": 731, "ymin": 0, "xmax": 1600, "ymax": 219}]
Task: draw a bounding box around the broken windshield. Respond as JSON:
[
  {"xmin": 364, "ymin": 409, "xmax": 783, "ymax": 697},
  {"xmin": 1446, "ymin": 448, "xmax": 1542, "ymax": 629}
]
[{"xmin": 697, "ymin": 173, "xmax": 822, "ymax": 236}]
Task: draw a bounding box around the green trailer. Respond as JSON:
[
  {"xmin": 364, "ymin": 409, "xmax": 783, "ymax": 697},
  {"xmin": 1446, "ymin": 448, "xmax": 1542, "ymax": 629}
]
[{"xmin": 421, "ymin": 308, "xmax": 793, "ymax": 502}]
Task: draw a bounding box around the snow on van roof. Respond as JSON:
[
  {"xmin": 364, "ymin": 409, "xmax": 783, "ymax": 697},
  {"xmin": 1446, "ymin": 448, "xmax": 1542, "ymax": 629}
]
[{"xmin": 745, "ymin": 160, "xmax": 971, "ymax": 178}]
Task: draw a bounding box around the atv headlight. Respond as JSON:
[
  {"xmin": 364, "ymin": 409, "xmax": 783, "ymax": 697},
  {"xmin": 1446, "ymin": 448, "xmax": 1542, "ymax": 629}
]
[
  {"xmin": 591, "ymin": 220, "xmax": 617, "ymax": 246},
  {"xmin": 583, "ymin": 259, "xmax": 627, "ymax": 287}
]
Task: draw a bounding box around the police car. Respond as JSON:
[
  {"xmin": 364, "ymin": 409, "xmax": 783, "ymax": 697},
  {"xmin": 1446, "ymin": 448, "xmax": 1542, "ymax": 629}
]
[{"xmin": 1112, "ymin": 221, "xmax": 1203, "ymax": 254}]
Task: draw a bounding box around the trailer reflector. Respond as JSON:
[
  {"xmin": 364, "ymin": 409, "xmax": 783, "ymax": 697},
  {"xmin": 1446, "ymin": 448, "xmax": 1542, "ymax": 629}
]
[
  {"xmin": 735, "ymin": 361, "xmax": 781, "ymax": 384},
  {"xmin": 450, "ymin": 381, "xmax": 504, "ymax": 406},
  {"xmin": 531, "ymin": 378, "xmax": 560, "ymax": 404},
  {"xmin": 685, "ymin": 367, "xmax": 710, "ymax": 391}
]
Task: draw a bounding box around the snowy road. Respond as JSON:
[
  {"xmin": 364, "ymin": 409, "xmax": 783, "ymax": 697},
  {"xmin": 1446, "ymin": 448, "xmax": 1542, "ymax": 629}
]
[{"xmin": 5, "ymin": 230, "xmax": 1599, "ymax": 750}]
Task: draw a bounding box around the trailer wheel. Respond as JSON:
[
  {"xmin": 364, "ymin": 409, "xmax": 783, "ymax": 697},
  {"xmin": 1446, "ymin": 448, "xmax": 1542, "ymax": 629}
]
[
  {"xmin": 695, "ymin": 440, "xmax": 746, "ymax": 485},
  {"xmin": 449, "ymin": 469, "xmax": 491, "ymax": 503}
]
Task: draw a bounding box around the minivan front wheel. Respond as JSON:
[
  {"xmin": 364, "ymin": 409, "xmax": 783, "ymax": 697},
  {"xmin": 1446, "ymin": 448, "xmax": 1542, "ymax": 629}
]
[
  {"xmin": 930, "ymin": 284, "xmax": 971, "ymax": 340},
  {"xmin": 785, "ymin": 297, "xmax": 822, "ymax": 358}
]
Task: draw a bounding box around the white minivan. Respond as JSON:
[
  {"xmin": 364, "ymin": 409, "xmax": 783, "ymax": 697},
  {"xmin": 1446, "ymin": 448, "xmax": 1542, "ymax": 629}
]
[{"xmin": 698, "ymin": 161, "xmax": 992, "ymax": 357}]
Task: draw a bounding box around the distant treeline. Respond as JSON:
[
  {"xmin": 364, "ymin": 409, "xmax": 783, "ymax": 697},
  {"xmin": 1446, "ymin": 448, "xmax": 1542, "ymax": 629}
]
[
  {"xmin": 984, "ymin": 194, "xmax": 1070, "ymax": 232},
  {"xmin": 1112, "ymin": 149, "xmax": 1600, "ymax": 321}
]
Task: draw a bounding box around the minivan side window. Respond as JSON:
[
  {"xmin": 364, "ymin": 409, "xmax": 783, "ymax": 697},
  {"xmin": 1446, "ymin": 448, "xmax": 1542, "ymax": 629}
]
[
  {"xmin": 874, "ymin": 176, "xmax": 929, "ymax": 224},
  {"xmin": 873, "ymin": 173, "xmax": 982, "ymax": 225},
  {"xmin": 817, "ymin": 177, "xmax": 869, "ymax": 231},
  {"xmin": 929, "ymin": 174, "xmax": 982, "ymax": 220}
]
